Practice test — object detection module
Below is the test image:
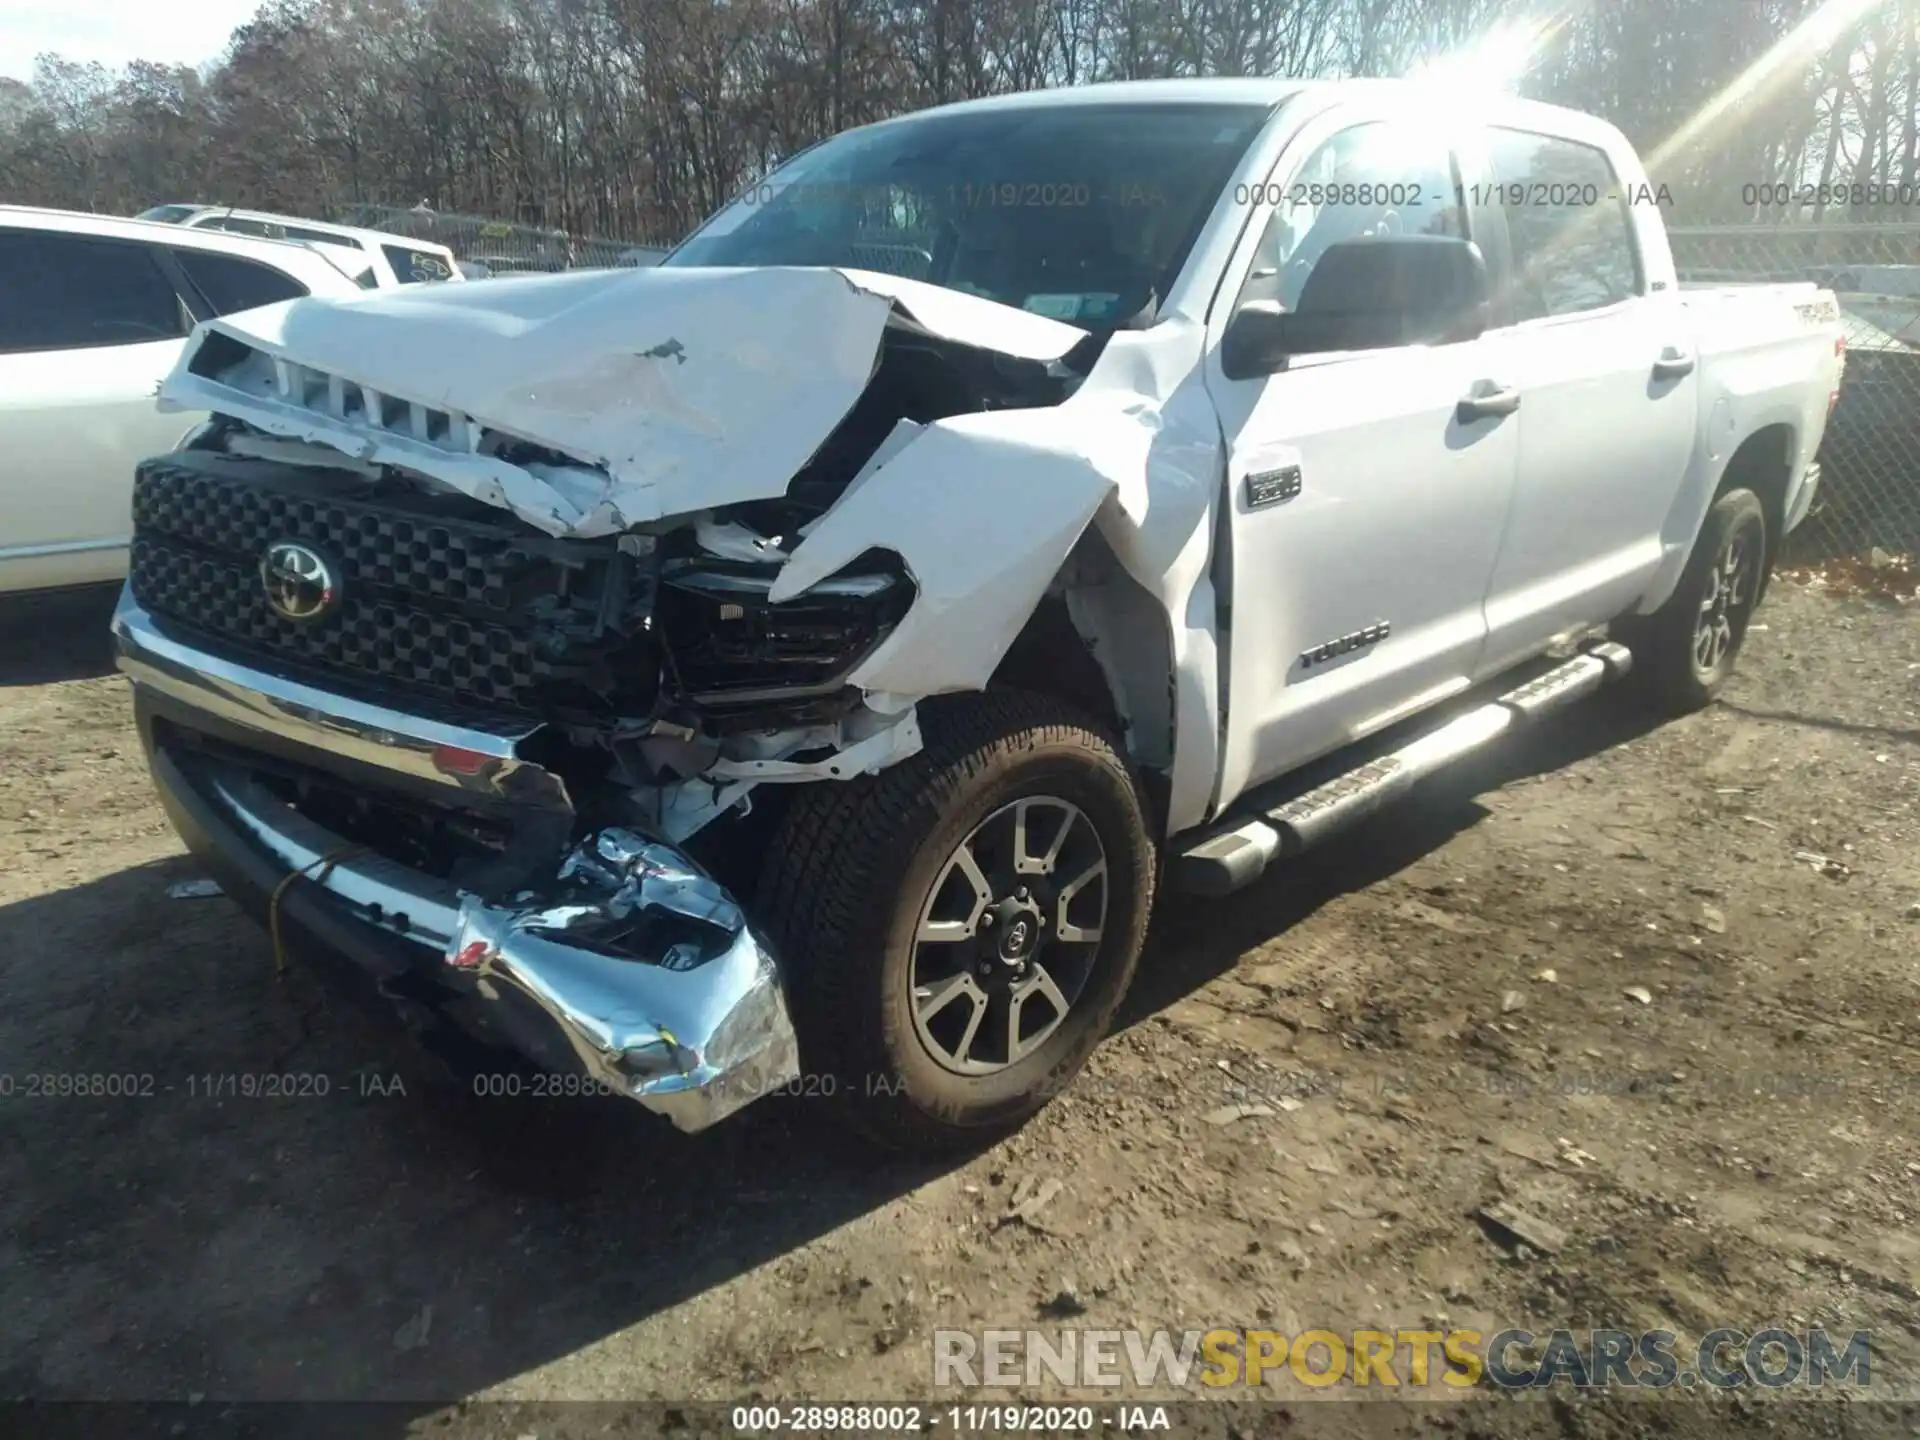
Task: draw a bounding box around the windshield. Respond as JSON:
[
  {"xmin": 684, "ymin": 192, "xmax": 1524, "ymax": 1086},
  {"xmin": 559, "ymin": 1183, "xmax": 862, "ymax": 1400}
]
[
  {"xmin": 666, "ymin": 102, "xmax": 1274, "ymax": 326},
  {"xmin": 136, "ymin": 204, "xmax": 199, "ymax": 224}
]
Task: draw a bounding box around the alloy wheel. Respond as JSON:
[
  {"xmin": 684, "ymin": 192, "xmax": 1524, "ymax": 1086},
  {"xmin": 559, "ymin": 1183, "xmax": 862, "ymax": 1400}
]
[{"xmin": 909, "ymin": 796, "xmax": 1109, "ymax": 1075}]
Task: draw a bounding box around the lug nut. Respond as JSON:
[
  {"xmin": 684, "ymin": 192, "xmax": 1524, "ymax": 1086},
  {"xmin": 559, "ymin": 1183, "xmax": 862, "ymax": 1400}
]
[
  {"xmin": 1016, "ymin": 887, "xmax": 1030, "ymax": 901},
  {"xmin": 980, "ymin": 912, "xmax": 994, "ymax": 928}
]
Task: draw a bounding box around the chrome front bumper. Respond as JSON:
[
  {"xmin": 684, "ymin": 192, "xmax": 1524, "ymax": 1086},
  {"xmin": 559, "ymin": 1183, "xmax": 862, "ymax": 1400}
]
[{"xmin": 114, "ymin": 591, "xmax": 800, "ymax": 1132}]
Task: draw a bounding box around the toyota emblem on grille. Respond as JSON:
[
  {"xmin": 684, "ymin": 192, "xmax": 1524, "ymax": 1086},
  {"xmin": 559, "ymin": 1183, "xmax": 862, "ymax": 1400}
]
[{"xmin": 260, "ymin": 541, "xmax": 340, "ymax": 622}]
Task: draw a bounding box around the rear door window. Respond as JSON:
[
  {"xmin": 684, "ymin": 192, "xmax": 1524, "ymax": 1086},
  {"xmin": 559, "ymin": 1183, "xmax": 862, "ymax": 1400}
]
[
  {"xmin": 1483, "ymin": 128, "xmax": 1641, "ymax": 321},
  {"xmin": 172, "ymin": 249, "xmax": 310, "ymax": 314},
  {"xmin": 0, "ymin": 229, "xmax": 189, "ymax": 353}
]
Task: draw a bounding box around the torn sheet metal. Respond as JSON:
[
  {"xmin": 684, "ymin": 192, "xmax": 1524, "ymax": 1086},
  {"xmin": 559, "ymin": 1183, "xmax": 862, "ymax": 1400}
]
[
  {"xmin": 445, "ymin": 827, "xmax": 799, "ymax": 1131},
  {"xmin": 767, "ymin": 317, "xmax": 1207, "ymax": 699},
  {"xmin": 769, "ymin": 317, "xmax": 1229, "ymax": 833},
  {"xmin": 158, "ymin": 265, "xmax": 1086, "ymax": 539},
  {"xmin": 769, "ymin": 408, "xmax": 1142, "ymax": 694}
]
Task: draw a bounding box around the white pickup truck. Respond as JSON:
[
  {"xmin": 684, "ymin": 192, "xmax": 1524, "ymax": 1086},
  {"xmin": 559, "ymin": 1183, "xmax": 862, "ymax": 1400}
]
[{"xmin": 115, "ymin": 78, "xmax": 1842, "ymax": 1151}]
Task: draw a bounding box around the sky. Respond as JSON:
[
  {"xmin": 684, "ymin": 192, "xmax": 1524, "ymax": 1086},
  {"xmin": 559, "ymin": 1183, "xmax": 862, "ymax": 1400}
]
[{"xmin": 1, "ymin": 0, "xmax": 265, "ymax": 84}]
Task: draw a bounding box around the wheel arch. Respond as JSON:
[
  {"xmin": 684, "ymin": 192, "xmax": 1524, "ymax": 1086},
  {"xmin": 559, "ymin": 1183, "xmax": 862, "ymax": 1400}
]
[
  {"xmin": 1713, "ymin": 422, "xmax": 1797, "ymax": 601},
  {"xmin": 988, "ymin": 530, "xmax": 1177, "ymax": 833}
]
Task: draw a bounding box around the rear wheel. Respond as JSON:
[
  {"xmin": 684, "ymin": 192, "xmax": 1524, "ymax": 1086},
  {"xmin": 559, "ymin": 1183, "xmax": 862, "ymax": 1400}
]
[
  {"xmin": 756, "ymin": 691, "xmax": 1155, "ymax": 1154},
  {"xmin": 1615, "ymin": 487, "xmax": 1767, "ymax": 713}
]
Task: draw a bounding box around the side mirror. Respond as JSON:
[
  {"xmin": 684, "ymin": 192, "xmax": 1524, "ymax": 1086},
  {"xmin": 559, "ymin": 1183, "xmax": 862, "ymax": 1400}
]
[
  {"xmin": 1221, "ymin": 301, "xmax": 1292, "ymax": 380},
  {"xmin": 1222, "ymin": 236, "xmax": 1491, "ymax": 379}
]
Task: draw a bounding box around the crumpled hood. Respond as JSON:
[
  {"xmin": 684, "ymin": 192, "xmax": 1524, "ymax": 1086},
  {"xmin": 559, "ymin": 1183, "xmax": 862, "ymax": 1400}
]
[{"xmin": 159, "ymin": 265, "xmax": 1088, "ymax": 536}]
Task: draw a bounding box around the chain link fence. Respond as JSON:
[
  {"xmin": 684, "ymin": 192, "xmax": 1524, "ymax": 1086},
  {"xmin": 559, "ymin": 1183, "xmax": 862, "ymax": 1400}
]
[
  {"xmin": 1669, "ymin": 222, "xmax": 1920, "ymax": 560},
  {"xmin": 332, "ymin": 203, "xmax": 675, "ymax": 276}
]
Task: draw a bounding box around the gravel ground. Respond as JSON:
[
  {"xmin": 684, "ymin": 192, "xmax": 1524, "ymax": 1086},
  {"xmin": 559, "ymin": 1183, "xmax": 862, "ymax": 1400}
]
[{"xmin": 2, "ymin": 580, "xmax": 1918, "ymax": 1440}]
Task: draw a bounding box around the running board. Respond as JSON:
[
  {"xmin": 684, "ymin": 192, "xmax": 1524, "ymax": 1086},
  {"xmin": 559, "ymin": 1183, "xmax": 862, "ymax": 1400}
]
[{"xmin": 1172, "ymin": 643, "xmax": 1633, "ymax": 897}]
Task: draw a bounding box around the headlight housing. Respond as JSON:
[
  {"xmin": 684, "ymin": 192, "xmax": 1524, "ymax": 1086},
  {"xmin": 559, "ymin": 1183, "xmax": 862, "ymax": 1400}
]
[{"xmin": 656, "ymin": 551, "xmax": 913, "ymax": 708}]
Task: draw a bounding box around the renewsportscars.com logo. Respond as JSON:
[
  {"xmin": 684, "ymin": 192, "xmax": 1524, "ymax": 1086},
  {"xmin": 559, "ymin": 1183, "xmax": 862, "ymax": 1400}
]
[{"xmin": 931, "ymin": 1327, "xmax": 1872, "ymax": 1391}]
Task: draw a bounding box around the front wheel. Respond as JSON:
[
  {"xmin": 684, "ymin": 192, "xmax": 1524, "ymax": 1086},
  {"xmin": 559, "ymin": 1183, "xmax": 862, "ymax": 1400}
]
[
  {"xmin": 1614, "ymin": 487, "xmax": 1767, "ymax": 713},
  {"xmin": 756, "ymin": 692, "xmax": 1155, "ymax": 1154}
]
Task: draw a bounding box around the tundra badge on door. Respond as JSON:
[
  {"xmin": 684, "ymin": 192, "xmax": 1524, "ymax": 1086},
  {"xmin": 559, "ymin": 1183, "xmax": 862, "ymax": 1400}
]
[{"xmin": 1299, "ymin": 621, "xmax": 1390, "ymax": 670}]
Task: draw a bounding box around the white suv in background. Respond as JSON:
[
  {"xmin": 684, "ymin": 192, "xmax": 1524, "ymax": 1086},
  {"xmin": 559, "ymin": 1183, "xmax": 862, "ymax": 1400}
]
[
  {"xmin": 0, "ymin": 207, "xmax": 366, "ymax": 595},
  {"xmin": 136, "ymin": 205, "xmax": 464, "ymax": 289}
]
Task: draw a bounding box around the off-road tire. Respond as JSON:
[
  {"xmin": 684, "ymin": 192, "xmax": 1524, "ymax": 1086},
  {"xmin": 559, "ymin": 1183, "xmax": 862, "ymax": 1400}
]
[
  {"xmin": 1614, "ymin": 487, "xmax": 1768, "ymax": 714},
  {"xmin": 755, "ymin": 691, "xmax": 1156, "ymax": 1155}
]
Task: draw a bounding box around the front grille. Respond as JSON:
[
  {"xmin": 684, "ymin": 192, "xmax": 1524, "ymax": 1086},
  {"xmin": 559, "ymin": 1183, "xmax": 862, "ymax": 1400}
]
[
  {"xmin": 133, "ymin": 457, "xmax": 515, "ymax": 612},
  {"xmin": 130, "ymin": 451, "xmax": 654, "ymax": 715},
  {"xmin": 131, "ymin": 536, "xmax": 549, "ymax": 706}
]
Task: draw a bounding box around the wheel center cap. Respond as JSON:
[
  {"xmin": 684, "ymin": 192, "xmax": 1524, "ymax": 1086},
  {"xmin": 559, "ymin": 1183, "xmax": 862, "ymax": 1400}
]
[
  {"xmin": 992, "ymin": 896, "xmax": 1044, "ymax": 964},
  {"xmin": 1001, "ymin": 917, "xmax": 1034, "ymax": 960}
]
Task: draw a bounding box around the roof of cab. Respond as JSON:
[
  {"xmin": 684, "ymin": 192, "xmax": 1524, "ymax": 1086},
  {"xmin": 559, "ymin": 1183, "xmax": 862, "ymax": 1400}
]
[
  {"xmin": 858, "ymin": 77, "xmax": 1622, "ymax": 148},
  {"xmin": 919, "ymin": 77, "xmax": 1323, "ymax": 112}
]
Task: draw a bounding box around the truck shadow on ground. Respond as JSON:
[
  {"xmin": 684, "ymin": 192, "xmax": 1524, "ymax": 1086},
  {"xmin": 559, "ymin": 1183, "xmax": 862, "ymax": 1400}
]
[
  {"xmin": 1123, "ymin": 688, "xmax": 1665, "ymax": 1024},
  {"xmin": 0, "ymin": 687, "xmax": 1660, "ymax": 1423},
  {"xmin": 0, "ymin": 585, "xmax": 121, "ymax": 686}
]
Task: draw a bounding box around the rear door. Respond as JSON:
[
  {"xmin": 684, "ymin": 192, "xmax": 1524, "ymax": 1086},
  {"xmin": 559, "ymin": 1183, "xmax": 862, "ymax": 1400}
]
[
  {"xmin": 1469, "ymin": 126, "xmax": 1700, "ymax": 674},
  {"xmin": 1206, "ymin": 114, "xmax": 1522, "ymax": 810},
  {"xmin": 0, "ymin": 229, "xmax": 195, "ymax": 590}
]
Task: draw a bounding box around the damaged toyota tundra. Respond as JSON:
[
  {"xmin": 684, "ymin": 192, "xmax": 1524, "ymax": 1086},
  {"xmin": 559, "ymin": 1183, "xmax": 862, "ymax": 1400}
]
[{"xmin": 116, "ymin": 80, "xmax": 1844, "ymax": 1150}]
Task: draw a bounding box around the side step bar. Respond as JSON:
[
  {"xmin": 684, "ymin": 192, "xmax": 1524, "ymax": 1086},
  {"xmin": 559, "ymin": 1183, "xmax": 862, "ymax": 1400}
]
[{"xmin": 1173, "ymin": 643, "xmax": 1633, "ymax": 897}]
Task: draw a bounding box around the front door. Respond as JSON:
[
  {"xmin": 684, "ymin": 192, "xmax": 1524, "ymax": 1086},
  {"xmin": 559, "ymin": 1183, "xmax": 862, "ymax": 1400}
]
[{"xmin": 1206, "ymin": 117, "xmax": 1520, "ymax": 813}]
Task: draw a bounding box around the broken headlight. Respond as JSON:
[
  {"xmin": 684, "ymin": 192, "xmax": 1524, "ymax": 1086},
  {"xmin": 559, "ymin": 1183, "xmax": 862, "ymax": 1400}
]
[{"xmin": 655, "ymin": 551, "xmax": 913, "ymax": 708}]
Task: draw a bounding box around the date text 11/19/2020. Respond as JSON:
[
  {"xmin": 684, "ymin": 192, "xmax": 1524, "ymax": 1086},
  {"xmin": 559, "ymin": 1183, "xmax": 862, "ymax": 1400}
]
[
  {"xmin": 730, "ymin": 1405, "xmax": 1174, "ymax": 1434},
  {"xmin": 0, "ymin": 1072, "xmax": 409, "ymax": 1100},
  {"xmin": 1231, "ymin": 180, "xmax": 1675, "ymax": 208}
]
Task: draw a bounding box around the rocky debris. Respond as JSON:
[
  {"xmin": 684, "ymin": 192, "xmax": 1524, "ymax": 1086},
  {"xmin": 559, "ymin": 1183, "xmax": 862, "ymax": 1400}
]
[
  {"xmin": 1793, "ymin": 850, "xmax": 1853, "ymax": 880},
  {"xmin": 1476, "ymin": 1202, "xmax": 1568, "ymax": 1258},
  {"xmin": 1204, "ymin": 1102, "xmax": 1275, "ymax": 1126},
  {"xmin": 998, "ymin": 1176, "xmax": 1063, "ymax": 1232},
  {"xmin": 1038, "ymin": 1278, "xmax": 1087, "ymax": 1317}
]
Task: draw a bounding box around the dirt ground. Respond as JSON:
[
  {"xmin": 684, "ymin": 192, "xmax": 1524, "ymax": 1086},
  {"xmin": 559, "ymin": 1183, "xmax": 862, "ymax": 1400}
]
[{"xmin": 3, "ymin": 580, "xmax": 1919, "ymax": 1439}]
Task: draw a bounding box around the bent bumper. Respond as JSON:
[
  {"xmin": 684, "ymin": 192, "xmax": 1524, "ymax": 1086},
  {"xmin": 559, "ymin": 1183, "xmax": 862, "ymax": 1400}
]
[
  {"xmin": 1785, "ymin": 460, "xmax": 1823, "ymax": 534},
  {"xmin": 117, "ymin": 592, "xmax": 800, "ymax": 1132}
]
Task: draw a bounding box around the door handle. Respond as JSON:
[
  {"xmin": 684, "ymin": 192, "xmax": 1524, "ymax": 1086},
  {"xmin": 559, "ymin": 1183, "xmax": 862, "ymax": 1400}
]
[
  {"xmin": 1456, "ymin": 385, "xmax": 1521, "ymax": 423},
  {"xmin": 1653, "ymin": 349, "xmax": 1696, "ymax": 380}
]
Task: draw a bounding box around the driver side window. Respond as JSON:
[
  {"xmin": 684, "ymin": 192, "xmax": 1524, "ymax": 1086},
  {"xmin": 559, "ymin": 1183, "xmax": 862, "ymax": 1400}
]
[{"xmin": 1237, "ymin": 123, "xmax": 1466, "ymax": 315}]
